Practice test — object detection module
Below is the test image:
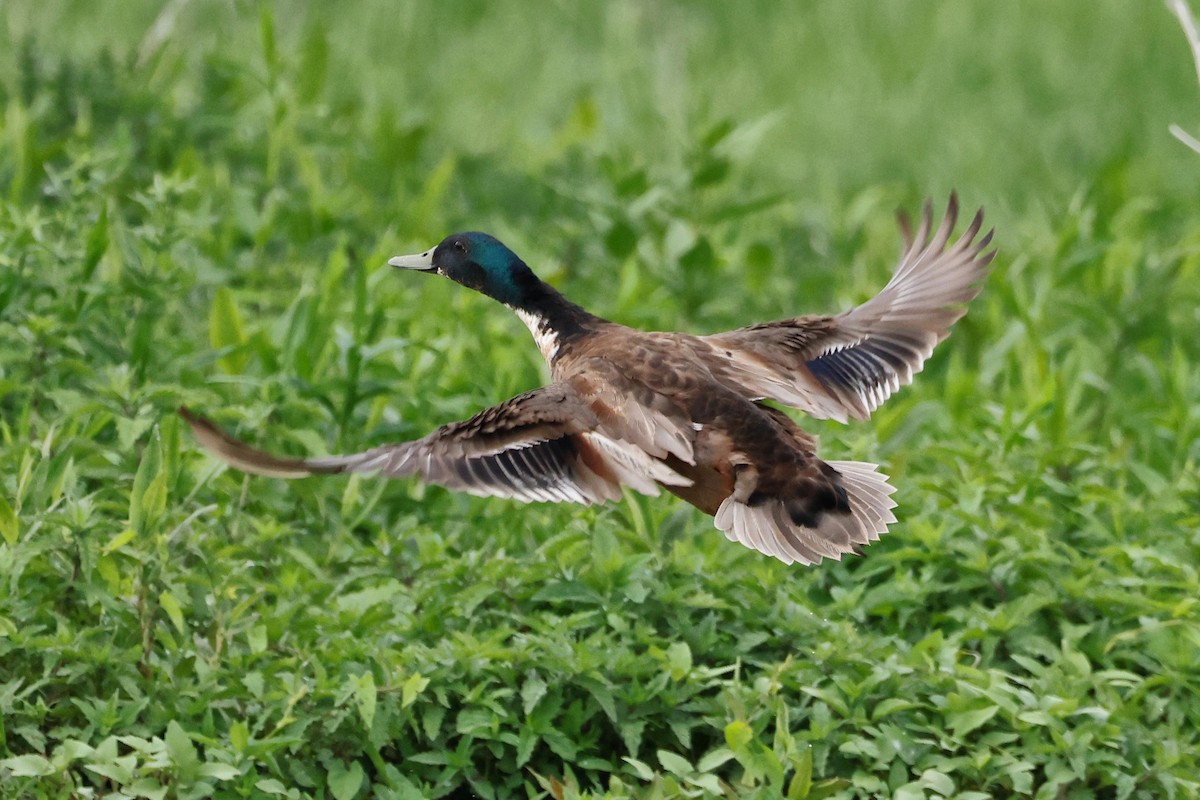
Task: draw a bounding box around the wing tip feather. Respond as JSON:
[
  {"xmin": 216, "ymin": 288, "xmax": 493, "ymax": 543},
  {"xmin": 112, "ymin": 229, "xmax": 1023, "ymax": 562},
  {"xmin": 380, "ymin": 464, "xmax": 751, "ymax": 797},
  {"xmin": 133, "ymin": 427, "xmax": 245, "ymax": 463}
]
[{"xmin": 179, "ymin": 406, "xmax": 328, "ymax": 478}]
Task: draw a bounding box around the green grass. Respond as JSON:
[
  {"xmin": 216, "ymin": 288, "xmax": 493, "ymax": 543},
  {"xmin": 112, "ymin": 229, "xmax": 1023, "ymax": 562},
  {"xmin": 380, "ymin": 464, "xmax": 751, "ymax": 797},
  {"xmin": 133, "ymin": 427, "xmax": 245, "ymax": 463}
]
[{"xmin": 2, "ymin": 2, "xmax": 1199, "ymax": 798}]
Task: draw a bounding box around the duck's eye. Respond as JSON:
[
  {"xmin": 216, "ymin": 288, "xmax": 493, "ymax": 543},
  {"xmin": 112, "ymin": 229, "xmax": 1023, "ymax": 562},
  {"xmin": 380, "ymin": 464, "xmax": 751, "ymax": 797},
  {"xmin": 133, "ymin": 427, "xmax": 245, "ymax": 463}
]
[{"xmin": 453, "ymin": 240, "xmax": 467, "ymax": 254}]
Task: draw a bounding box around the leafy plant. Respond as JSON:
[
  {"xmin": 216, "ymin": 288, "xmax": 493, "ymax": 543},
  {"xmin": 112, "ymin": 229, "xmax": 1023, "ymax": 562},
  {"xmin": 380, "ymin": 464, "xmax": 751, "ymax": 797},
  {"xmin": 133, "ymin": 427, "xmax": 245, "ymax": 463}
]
[{"xmin": 2, "ymin": 3, "xmax": 1199, "ymax": 799}]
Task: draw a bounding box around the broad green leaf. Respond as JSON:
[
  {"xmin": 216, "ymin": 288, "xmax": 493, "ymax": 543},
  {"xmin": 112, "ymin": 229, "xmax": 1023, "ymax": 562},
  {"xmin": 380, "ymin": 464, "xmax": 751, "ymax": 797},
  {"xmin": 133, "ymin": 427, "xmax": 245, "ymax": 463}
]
[
  {"xmin": 0, "ymin": 495, "xmax": 17, "ymax": 545},
  {"xmin": 336, "ymin": 580, "xmax": 402, "ymax": 615},
  {"xmin": 248, "ymin": 626, "xmax": 268, "ymax": 654},
  {"xmin": 256, "ymin": 779, "xmax": 290, "ymax": 796},
  {"xmin": 85, "ymin": 754, "xmax": 136, "ymax": 783},
  {"xmin": 56, "ymin": 739, "xmax": 94, "ymax": 762},
  {"xmin": 1017, "ymin": 710, "xmax": 1053, "ymax": 726},
  {"xmin": 754, "ymin": 741, "xmax": 786, "ymax": 786},
  {"xmin": 919, "ymin": 769, "xmax": 955, "ymax": 796},
  {"xmin": 808, "ymin": 779, "xmax": 853, "ymax": 800},
  {"xmin": 242, "ymin": 671, "xmax": 265, "ymax": 698},
  {"xmin": 229, "ymin": 720, "xmax": 249, "ymax": 753},
  {"xmin": 97, "ymin": 555, "xmax": 121, "ymax": 590},
  {"xmin": 165, "ymin": 720, "xmax": 198, "ymax": 774},
  {"xmin": 127, "ymin": 778, "xmax": 168, "ymax": 800},
  {"xmin": 401, "ymin": 672, "xmax": 429, "ymax": 708},
  {"xmin": 0, "ymin": 754, "xmax": 54, "ymax": 776},
  {"xmin": 117, "ymin": 414, "xmax": 156, "ymax": 454},
  {"xmin": 697, "ymin": 748, "xmax": 735, "ymax": 772},
  {"xmin": 657, "ymin": 750, "xmax": 692, "ymax": 777},
  {"xmin": 141, "ymin": 471, "xmax": 169, "ymax": 524},
  {"xmin": 724, "ymin": 721, "xmax": 753, "ymax": 752},
  {"xmin": 689, "ymin": 773, "xmax": 724, "ymax": 794},
  {"xmin": 328, "ymin": 761, "xmax": 364, "ymax": 800},
  {"xmin": 103, "ymin": 528, "xmax": 136, "ymax": 554},
  {"xmin": 800, "ymin": 686, "xmax": 850, "ymax": 718},
  {"xmin": 788, "ymin": 747, "xmax": 813, "ymax": 799},
  {"xmin": 129, "ymin": 428, "xmax": 166, "ymax": 534},
  {"xmin": 199, "ymin": 761, "xmax": 242, "ymax": 780},
  {"xmin": 521, "ymin": 672, "xmax": 547, "ymax": 715},
  {"xmin": 340, "ymin": 473, "xmax": 362, "ymax": 513},
  {"xmin": 665, "ymin": 641, "xmax": 692, "ymax": 679},
  {"xmin": 949, "ymin": 705, "xmax": 1000, "ymax": 738},
  {"xmin": 422, "ymin": 705, "xmax": 445, "ymax": 741},
  {"xmin": 872, "ymin": 698, "xmax": 918, "ymax": 720},
  {"xmin": 352, "ymin": 671, "xmax": 377, "ymax": 729},
  {"xmin": 516, "ymin": 728, "xmax": 537, "ymax": 767},
  {"xmin": 209, "ymin": 286, "xmax": 249, "ymax": 374},
  {"xmin": 159, "ymin": 591, "xmax": 186, "ymax": 633},
  {"xmin": 455, "ymin": 707, "xmax": 493, "ymax": 735}
]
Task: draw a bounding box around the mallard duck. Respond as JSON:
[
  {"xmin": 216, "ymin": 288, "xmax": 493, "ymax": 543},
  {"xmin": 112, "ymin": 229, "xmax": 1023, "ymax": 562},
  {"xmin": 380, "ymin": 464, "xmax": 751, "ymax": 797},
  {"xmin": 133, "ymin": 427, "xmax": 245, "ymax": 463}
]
[{"xmin": 181, "ymin": 195, "xmax": 993, "ymax": 566}]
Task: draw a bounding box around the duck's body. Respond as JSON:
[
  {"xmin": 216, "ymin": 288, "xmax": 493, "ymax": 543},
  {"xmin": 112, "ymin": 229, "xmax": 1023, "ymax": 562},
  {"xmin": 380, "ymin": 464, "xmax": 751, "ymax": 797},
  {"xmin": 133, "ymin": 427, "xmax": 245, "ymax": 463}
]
[{"xmin": 183, "ymin": 195, "xmax": 994, "ymax": 565}]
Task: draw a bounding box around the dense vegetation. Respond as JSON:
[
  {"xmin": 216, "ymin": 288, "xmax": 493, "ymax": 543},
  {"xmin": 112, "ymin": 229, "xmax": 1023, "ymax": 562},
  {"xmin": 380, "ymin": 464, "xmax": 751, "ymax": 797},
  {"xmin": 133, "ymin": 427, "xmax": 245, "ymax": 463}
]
[{"xmin": 1, "ymin": 2, "xmax": 1198, "ymax": 798}]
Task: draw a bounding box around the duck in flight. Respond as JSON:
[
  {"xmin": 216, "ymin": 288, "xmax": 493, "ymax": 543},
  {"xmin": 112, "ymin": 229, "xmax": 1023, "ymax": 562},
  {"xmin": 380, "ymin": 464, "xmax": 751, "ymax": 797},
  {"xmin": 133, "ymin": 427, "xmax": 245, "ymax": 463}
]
[{"xmin": 181, "ymin": 195, "xmax": 994, "ymax": 566}]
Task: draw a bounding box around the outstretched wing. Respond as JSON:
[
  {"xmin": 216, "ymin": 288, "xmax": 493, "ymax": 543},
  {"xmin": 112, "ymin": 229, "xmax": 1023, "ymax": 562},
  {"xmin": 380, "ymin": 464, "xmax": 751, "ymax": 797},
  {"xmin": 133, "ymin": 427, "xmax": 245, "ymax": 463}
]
[
  {"xmin": 181, "ymin": 382, "xmax": 689, "ymax": 505},
  {"xmin": 703, "ymin": 193, "xmax": 995, "ymax": 422}
]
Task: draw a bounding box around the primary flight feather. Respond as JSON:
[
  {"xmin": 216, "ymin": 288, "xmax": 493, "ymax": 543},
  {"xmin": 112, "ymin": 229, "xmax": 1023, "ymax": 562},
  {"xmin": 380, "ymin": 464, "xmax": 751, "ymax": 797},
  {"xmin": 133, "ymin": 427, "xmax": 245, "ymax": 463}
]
[{"xmin": 182, "ymin": 194, "xmax": 994, "ymax": 565}]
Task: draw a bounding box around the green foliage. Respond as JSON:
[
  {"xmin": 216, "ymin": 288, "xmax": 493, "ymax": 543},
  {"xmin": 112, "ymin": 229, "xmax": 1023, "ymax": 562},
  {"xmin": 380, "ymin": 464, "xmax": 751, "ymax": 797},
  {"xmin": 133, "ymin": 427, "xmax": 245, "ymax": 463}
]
[{"xmin": 2, "ymin": 2, "xmax": 1199, "ymax": 799}]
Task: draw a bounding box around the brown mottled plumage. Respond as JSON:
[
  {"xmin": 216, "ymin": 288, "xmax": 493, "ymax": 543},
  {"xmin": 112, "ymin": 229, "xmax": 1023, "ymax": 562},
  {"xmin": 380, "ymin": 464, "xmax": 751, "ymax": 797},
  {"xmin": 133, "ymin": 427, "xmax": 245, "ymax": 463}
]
[{"xmin": 182, "ymin": 195, "xmax": 994, "ymax": 565}]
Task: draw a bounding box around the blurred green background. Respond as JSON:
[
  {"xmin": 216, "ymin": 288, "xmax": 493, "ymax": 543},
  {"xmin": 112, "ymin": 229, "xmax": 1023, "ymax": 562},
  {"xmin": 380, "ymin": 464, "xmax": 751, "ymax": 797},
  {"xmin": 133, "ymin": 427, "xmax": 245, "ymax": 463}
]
[
  {"xmin": 1, "ymin": 2, "xmax": 1198, "ymax": 799},
  {"xmin": 6, "ymin": 2, "xmax": 1200, "ymax": 223}
]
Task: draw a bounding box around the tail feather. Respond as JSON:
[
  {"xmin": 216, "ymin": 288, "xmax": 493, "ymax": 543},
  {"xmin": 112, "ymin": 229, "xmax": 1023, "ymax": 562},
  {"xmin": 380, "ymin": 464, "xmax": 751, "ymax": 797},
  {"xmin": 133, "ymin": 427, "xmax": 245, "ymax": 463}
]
[
  {"xmin": 826, "ymin": 460, "xmax": 898, "ymax": 543},
  {"xmin": 714, "ymin": 460, "xmax": 898, "ymax": 566}
]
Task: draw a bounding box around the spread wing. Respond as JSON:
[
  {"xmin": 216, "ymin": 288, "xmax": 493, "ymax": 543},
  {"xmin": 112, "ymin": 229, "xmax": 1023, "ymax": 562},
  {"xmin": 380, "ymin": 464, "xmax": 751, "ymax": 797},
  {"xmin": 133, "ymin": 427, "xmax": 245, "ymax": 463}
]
[
  {"xmin": 703, "ymin": 193, "xmax": 995, "ymax": 422},
  {"xmin": 181, "ymin": 382, "xmax": 689, "ymax": 505}
]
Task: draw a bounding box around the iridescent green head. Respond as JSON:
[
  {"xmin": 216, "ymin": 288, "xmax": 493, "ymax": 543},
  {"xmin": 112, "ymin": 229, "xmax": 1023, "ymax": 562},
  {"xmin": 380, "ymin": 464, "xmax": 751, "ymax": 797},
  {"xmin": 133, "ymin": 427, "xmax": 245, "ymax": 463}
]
[{"xmin": 389, "ymin": 232, "xmax": 536, "ymax": 307}]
